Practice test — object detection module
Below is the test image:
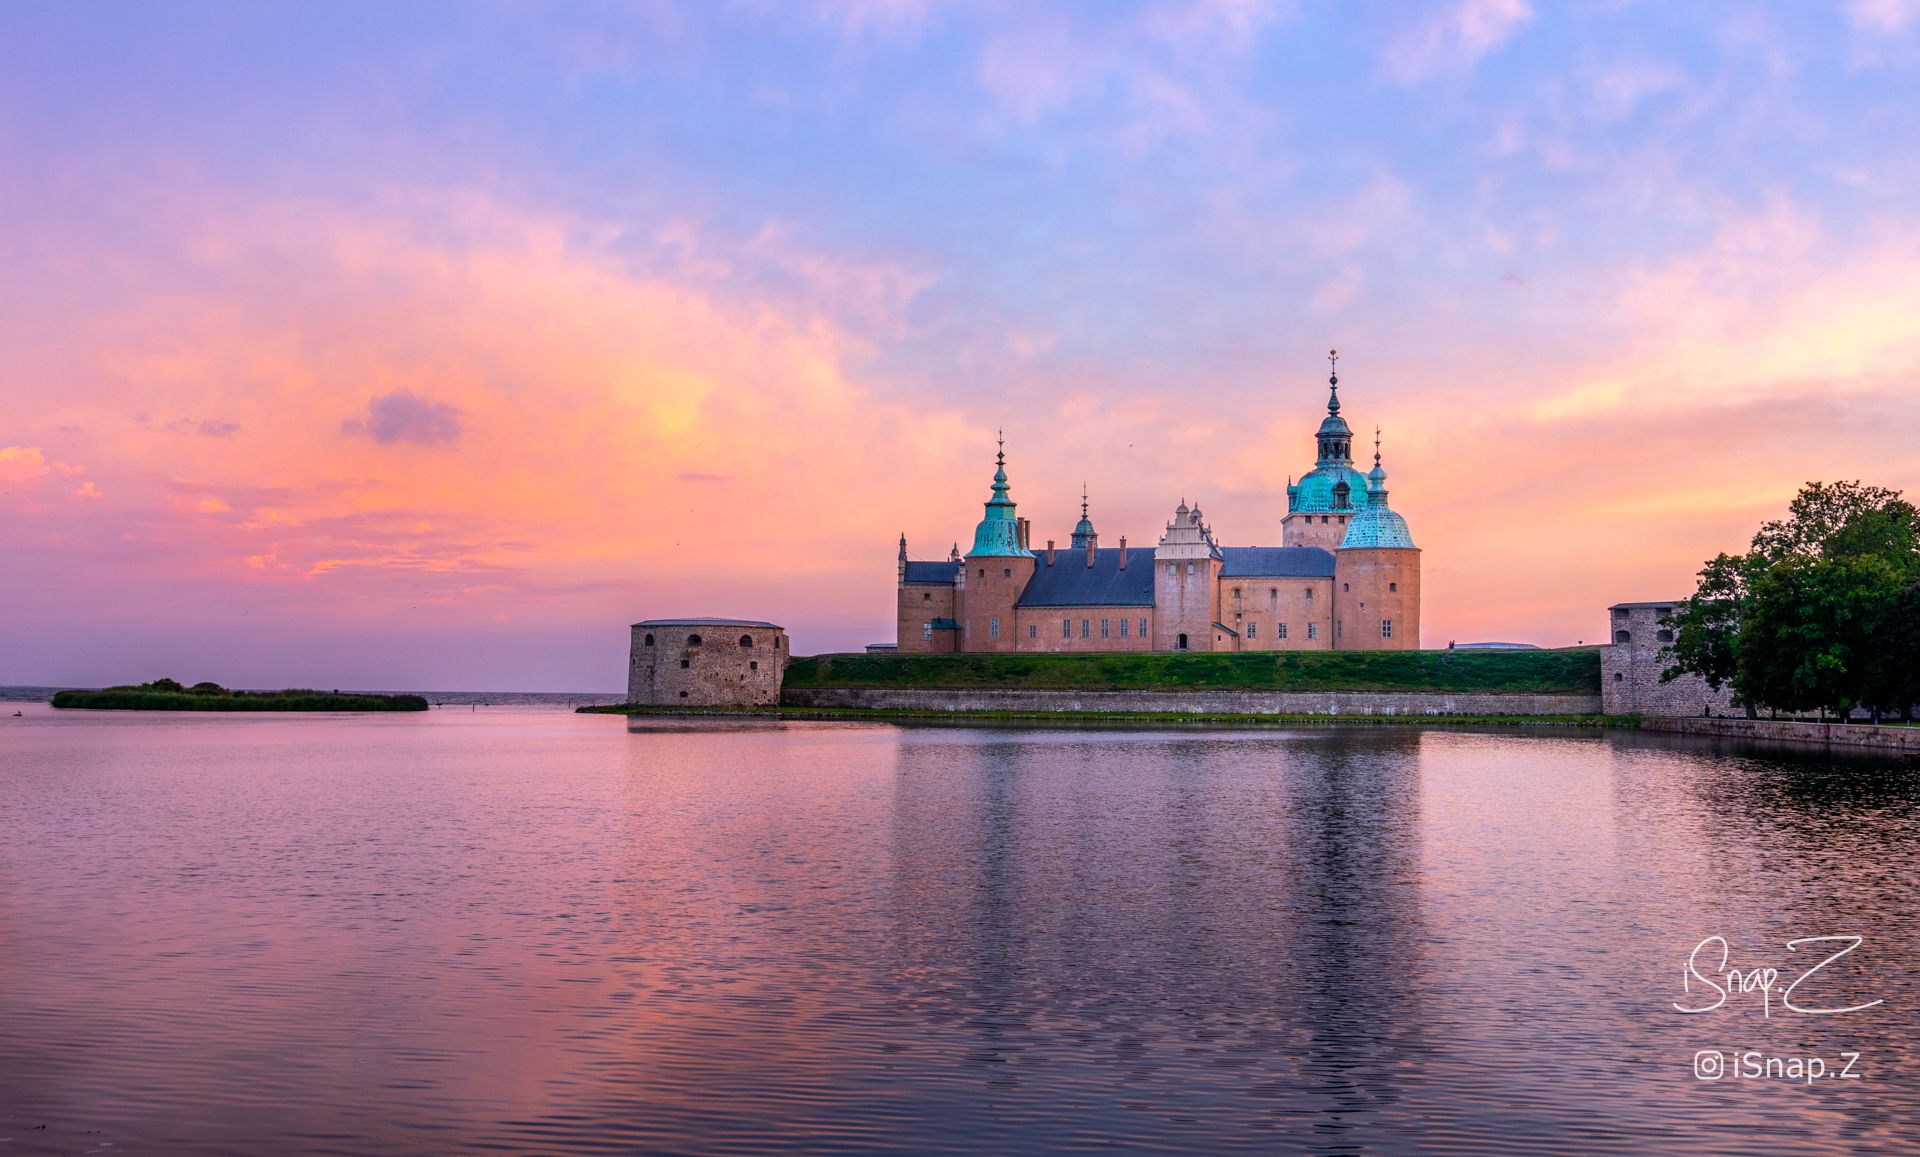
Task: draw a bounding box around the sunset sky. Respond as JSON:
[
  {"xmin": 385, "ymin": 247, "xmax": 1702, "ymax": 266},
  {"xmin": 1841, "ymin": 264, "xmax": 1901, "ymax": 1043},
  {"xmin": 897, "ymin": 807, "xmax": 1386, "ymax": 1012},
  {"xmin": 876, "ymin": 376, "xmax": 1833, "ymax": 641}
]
[{"xmin": 5, "ymin": 1, "xmax": 1920, "ymax": 691}]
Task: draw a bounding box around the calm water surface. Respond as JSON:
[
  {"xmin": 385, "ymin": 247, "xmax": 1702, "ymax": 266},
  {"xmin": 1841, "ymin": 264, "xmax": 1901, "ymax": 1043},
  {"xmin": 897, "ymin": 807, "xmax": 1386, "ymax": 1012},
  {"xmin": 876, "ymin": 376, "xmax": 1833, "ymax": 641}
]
[{"xmin": 2, "ymin": 706, "xmax": 1917, "ymax": 1154}]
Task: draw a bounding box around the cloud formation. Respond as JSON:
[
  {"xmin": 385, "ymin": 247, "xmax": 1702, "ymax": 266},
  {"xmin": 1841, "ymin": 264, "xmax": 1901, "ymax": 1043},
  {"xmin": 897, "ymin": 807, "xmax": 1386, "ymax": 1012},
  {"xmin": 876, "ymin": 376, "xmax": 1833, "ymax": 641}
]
[{"xmin": 343, "ymin": 390, "xmax": 465, "ymax": 447}]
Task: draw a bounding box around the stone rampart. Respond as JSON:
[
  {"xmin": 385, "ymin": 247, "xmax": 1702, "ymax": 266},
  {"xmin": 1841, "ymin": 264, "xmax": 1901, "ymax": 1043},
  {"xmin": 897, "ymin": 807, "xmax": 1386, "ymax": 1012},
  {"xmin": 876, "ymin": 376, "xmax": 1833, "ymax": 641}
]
[
  {"xmin": 1638, "ymin": 716, "xmax": 1920, "ymax": 754},
  {"xmin": 781, "ymin": 687, "xmax": 1602, "ymax": 716}
]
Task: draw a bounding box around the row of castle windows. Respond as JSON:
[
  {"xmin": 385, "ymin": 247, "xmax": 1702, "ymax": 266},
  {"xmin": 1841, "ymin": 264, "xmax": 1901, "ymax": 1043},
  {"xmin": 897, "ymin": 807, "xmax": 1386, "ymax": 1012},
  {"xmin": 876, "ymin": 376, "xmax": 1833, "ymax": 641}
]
[
  {"xmin": 642, "ymin": 632, "xmax": 781, "ymax": 649},
  {"xmin": 1613, "ymin": 629, "xmax": 1675, "ymax": 643}
]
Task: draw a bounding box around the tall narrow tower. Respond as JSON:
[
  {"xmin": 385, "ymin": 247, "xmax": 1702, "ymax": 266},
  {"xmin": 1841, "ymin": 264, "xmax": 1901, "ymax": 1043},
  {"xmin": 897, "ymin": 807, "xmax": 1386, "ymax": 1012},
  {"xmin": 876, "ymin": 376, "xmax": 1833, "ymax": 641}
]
[
  {"xmin": 1153, "ymin": 499, "xmax": 1222, "ymax": 651},
  {"xmin": 1334, "ymin": 432, "xmax": 1420, "ymax": 650},
  {"xmin": 1283, "ymin": 351, "xmax": 1372, "ymax": 550},
  {"xmin": 958, "ymin": 433, "xmax": 1036, "ymax": 652}
]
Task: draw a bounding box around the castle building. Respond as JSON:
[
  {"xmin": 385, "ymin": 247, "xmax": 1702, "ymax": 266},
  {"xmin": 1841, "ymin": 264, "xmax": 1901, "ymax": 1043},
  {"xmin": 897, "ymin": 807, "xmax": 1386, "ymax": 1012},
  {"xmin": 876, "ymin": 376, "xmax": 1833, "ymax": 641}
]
[{"xmin": 896, "ymin": 358, "xmax": 1421, "ymax": 653}]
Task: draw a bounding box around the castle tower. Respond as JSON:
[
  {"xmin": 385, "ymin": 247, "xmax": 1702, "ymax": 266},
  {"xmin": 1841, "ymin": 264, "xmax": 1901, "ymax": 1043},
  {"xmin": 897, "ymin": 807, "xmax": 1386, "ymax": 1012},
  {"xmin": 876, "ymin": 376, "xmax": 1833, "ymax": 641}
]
[
  {"xmin": 1153, "ymin": 498, "xmax": 1221, "ymax": 651},
  {"xmin": 1282, "ymin": 351, "xmax": 1373, "ymax": 550},
  {"xmin": 1333, "ymin": 436, "xmax": 1420, "ymax": 650},
  {"xmin": 957, "ymin": 433, "xmax": 1035, "ymax": 652},
  {"xmin": 1070, "ymin": 485, "xmax": 1098, "ymax": 551}
]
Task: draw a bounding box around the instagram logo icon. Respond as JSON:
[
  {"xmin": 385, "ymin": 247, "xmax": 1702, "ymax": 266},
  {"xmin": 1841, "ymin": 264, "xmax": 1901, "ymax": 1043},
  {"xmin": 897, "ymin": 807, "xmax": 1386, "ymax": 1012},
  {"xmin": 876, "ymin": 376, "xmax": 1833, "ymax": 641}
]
[{"xmin": 1694, "ymin": 1050, "xmax": 1725, "ymax": 1080}]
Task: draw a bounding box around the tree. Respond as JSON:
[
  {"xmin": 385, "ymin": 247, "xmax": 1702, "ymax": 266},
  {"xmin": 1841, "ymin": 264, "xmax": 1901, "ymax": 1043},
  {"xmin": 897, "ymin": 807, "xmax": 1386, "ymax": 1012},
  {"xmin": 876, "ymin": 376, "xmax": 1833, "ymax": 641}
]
[
  {"xmin": 1664, "ymin": 552, "xmax": 1752, "ymax": 715},
  {"xmin": 1665, "ymin": 481, "xmax": 1920, "ymax": 720}
]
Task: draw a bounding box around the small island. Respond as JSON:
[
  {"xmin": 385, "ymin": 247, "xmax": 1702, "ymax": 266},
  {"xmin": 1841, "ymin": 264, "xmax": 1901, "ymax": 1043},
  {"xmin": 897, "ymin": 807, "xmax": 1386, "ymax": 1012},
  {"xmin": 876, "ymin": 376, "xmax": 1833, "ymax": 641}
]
[{"xmin": 51, "ymin": 678, "xmax": 429, "ymax": 712}]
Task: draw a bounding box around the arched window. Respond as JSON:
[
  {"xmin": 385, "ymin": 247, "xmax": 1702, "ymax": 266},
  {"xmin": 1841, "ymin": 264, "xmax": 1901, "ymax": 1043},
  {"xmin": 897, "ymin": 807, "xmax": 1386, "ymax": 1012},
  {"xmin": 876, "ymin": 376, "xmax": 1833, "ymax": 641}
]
[
  {"xmin": 739, "ymin": 634, "xmax": 754, "ymax": 647},
  {"xmin": 643, "ymin": 633, "xmax": 654, "ymax": 646},
  {"xmin": 1656, "ymin": 629, "xmax": 1674, "ymax": 643},
  {"xmin": 687, "ymin": 633, "xmax": 703, "ymax": 645},
  {"xmin": 750, "ymin": 661, "xmax": 758, "ymax": 671},
  {"xmin": 1177, "ymin": 633, "xmax": 1189, "ymax": 650},
  {"xmin": 1615, "ymin": 630, "xmax": 1631, "ymax": 643},
  {"xmin": 1614, "ymin": 672, "xmax": 1625, "ymax": 681}
]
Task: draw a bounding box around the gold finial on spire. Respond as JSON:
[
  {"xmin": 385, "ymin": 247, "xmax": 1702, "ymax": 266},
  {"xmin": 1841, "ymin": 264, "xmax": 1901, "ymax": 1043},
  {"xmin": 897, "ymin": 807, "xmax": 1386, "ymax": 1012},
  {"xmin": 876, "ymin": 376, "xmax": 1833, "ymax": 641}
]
[{"xmin": 1374, "ymin": 424, "xmax": 1382, "ymax": 466}]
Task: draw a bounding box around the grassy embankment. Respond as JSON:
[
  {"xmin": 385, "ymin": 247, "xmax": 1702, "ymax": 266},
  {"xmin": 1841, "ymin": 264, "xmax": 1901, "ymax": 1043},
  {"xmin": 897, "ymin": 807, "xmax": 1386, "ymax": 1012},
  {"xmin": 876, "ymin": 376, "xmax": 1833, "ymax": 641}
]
[
  {"xmin": 581, "ymin": 649, "xmax": 1608, "ymax": 725},
  {"xmin": 51, "ymin": 678, "xmax": 429, "ymax": 712},
  {"xmin": 780, "ymin": 647, "xmax": 1601, "ymax": 694}
]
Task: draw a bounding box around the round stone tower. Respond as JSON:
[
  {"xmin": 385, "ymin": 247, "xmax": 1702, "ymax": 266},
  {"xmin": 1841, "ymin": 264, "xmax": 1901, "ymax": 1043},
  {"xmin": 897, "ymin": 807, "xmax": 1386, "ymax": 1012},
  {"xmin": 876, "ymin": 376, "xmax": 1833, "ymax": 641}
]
[
  {"xmin": 1283, "ymin": 352, "xmax": 1373, "ymax": 550},
  {"xmin": 629, "ymin": 618, "xmax": 788, "ymax": 706}
]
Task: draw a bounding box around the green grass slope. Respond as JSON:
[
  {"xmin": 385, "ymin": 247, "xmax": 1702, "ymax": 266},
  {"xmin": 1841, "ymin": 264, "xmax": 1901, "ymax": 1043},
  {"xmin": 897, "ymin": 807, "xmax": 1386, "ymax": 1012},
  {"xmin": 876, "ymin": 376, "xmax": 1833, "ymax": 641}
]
[{"xmin": 783, "ymin": 648, "xmax": 1601, "ymax": 695}]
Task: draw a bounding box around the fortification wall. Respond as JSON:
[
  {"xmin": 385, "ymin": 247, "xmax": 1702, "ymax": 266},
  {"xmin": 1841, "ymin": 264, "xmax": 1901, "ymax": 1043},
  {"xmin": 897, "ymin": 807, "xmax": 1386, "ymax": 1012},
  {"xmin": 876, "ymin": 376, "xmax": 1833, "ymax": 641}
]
[
  {"xmin": 782, "ymin": 687, "xmax": 1602, "ymax": 716},
  {"xmin": 1600, "ymin": 603, "xmax": 1736, "ymax": 717},
  {"xmin": 630, "ymin": 622, "xmax": 787, "ymax": 707},
  {"xmin": 1639, "ymin": 716, "xmax": 1920, "ymax": 754}
]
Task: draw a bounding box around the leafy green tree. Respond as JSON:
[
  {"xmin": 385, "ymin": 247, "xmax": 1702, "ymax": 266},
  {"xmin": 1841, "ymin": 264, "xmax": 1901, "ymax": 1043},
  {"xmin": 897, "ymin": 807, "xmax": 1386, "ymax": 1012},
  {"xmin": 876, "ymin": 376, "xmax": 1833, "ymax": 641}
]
[{"xmin": 1666, "ymin": 481, "xmax": 1919, "ymax": 720}]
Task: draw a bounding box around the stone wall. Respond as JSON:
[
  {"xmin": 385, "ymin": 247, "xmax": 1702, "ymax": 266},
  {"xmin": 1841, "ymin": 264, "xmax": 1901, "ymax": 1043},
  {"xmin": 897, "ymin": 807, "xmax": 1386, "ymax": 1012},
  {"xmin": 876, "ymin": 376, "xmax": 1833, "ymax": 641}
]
[
  {"xmin": 783, "ymin": 686, "xmax": 1602, "ymax": 716},
  {"xmin": 1333, "ymin": 548, "xmax": 1420, "ymax": 651},
  {"xmin": 1639, "ymin": 716, "xmax": 1920, "ymax": 754},
  {"xmin": 630, "ymin": 622, "xmax": 787, "ymax": 707},
  {"xmin": 897, "ymin": 582, "xmax": 956, "ymax": 654},
  {"xmin": 1599, "ymin": 602, "xmax": 1736, "ymax": 717}
]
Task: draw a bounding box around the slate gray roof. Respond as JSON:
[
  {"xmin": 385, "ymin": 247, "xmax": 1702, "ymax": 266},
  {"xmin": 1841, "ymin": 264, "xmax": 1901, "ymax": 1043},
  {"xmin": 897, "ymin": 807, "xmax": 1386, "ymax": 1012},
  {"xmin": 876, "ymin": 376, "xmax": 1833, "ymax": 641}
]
[
  {"xmin": 1017, "ymin": 547, "xmax": 1155, "ymax": 607},
  {"xmin": 903, "ymin": 560, "xmax": 962, "ymax": 584},
  {"xmin": 1218, "ymin": 546, "xmax": 1336, "ymax": 578}
]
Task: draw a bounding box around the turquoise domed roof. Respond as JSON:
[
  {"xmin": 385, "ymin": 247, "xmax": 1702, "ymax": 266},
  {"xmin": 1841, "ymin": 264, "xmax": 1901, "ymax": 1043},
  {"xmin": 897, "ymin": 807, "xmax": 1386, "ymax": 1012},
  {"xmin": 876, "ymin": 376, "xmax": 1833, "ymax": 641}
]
[
  {"xmin": 968, "ymin": 440, "xmax": 1034, "ymax": 558},
  {"xmin": 1288, "ymin": 463, "xmax": 1371, "ymax": 513},
  {"xmin": 1339, "ymin": 460, "xmax": 1417, "ymax": 550}
]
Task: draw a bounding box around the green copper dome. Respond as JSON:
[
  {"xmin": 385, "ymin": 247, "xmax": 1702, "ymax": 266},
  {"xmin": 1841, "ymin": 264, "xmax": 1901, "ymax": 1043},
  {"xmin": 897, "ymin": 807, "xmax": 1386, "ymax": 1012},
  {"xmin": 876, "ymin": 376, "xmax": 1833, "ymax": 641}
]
[
  {"xmin": 1288, "ymin": 463, "xmax": 1371, "ymax": 513},
  {"xmin": 968, "ymin": 442, "xmax": 1034, "ymax": 558},
  {"xmin": 1339, "ymin": 460, "xmax": 1417, "ymax": 550}
]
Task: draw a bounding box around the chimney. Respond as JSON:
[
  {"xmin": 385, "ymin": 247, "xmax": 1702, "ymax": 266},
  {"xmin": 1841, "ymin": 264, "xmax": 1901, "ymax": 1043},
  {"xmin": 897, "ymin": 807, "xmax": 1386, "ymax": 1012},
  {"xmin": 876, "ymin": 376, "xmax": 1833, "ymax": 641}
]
[
  {"xmin": 1017, "ymin": 517, "xmax": 1030, "ymax": 550},
  {"xmin": 1118, "ymin": 536, "xmax": 1128, "ymax": 569},
  {"xmin": 1086, "ymin": 537, "xmax": 1096, "ymax": 568},
  {"xmin": 1046, "ymin": 539, "xmax": 1056, "ymax": 566}
]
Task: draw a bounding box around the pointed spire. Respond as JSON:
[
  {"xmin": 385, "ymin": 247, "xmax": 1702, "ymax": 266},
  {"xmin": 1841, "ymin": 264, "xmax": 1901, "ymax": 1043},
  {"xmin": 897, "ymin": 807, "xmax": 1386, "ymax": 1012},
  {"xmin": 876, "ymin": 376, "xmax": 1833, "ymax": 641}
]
[
  {"xmin": 1374, "ymin": 424, "xmax": 1382, "ymax": 468},
  {"xmin": 1327, "ymin": 348, "xmax": 1341, "ymax": 414},
  {"xmin": 1081, "ymin": 482, "xmax": 1089, "ymax": 520}
]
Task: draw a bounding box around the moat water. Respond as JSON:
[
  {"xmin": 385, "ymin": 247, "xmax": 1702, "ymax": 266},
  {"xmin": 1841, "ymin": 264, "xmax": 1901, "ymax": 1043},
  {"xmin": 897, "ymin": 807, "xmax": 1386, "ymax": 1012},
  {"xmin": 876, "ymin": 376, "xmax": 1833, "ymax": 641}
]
[{"xmin": 2, "ymin": 705, "xmax": 1917, "ymax": 1154}]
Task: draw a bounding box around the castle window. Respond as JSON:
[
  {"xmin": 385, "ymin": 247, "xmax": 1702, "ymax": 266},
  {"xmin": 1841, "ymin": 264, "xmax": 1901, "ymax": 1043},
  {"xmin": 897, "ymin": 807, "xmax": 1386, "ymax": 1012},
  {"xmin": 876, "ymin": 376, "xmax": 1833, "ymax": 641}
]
[
  {"xmin": 687, "ymin": 633, "xmax": 702, "ymax": 645},
  {"xmin": 1278, "ymin": 623, "xmax": 1289, "ymax": 639},
  {"xmin": 1120, "ymin": 618, "xmax": 1129, "ymax": 637},
  {"xmin": 680, "ymin": 690, "xmax": 688, "ymax": 698},
  {"xmin": 1338, "ymin": 516, "xmax": 1346, "ymax": 525},
  {"xmin": 1138, "ymin": 618, "xmax": 1148, "ymax": 636},
  {"xmin": 1305, "ymin": 588, "xmax": 1312, "ymax": 600},
  {"xmin": 740, "ymin": 635, "xmax": 753, "ymax": 647},
  {"xmin": 1307, "ymin": 623, "xmax": 1318, "ymax": 640},
  {"xmin": 990, "ymin": 617, "xmax": 1000, "ymax": 638},
  {"xmin": 680, "ymin": 659, "xmax": 691, "ymax": 668},
  {"xmin": 1389, "ymin": 582, "xmax": 1397, "ymax": 592},
  {"xmin": 1186, "ymin": 562, "xmax": 1195, "ymax": 574},
  {"xmin": 1003, "ymin": 568, "xmax": 1011, "ymax": 578},
  {"xmin": 923, "ymin": 592, "xmax": 932, "ymax": 601},
  {"xmin": 1382, "ymin": 619, "xmax": 1393, "ymax": 639},
  {"xmin": 750, "ymin": 661, "xmax": 758, "ymax": 670},
  {"xmin": 1614, "ymin": 672, "xmax": 1624, "ymax": 681},
  {"xmin": 1063, "ymin": 618, "xmax": 1072, "ymax": 638},
  {"xmin": 1232, "ymin": 587, "xmax": 1241, "ymax": 599},
  {"xmin": 1657, "ymin": 629, "xmax": 1674, "ymax": 643},
  {"xmin": 1615, "ymin": 630, "xmax": 1631, "ymax": 643},
  {"xmin": 924, "ymin": 623, "xmax": 934, "ymax": 640},
  {"xmin": 1247, "ymin": 622, "xmax": 1257, "ymax": 639},
  {"xmin": 979, "ymin": 568, "xmax": 985, "ymax": 578},
  {"xmin": 1177, "ymin": 633, "xmax": 1189, "ymax": 650},
  {"xmin": 1342, "ymin": 583, "xmax": 1349, "ymax": 592},
  {"xmin": 644, "ymin": 633, "xmax": 654, "ymax": 646},
  {"xmin": 1100, "ymin": 619, "xmax": 1110, "ymax": 638},
  {"xmin": 1337, "ymin": 621, "xmax": 1343, "ymax": 638},
  {"xmin": 1081, "ymin": 619, "xmax": 1091, "ymax": 638},
  {"xmin": 1028, "ymin": 624, "xmax": 1037, "ymax": 639}
]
